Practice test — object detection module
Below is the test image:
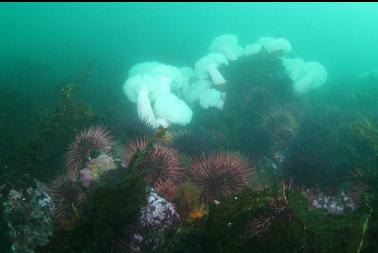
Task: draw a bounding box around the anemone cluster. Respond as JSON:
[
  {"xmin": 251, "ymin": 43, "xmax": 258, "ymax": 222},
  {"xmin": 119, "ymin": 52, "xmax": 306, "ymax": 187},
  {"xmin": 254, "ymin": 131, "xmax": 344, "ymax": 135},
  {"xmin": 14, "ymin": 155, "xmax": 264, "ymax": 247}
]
[{"xmin": 123, "ymin": 34, "xmax": 327, "ymax": 128}]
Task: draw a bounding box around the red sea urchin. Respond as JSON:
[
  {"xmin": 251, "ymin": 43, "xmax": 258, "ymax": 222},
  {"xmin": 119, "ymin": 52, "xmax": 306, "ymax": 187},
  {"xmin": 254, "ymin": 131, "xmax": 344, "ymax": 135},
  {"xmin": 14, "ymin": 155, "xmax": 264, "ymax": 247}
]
[
  {"xmin": 65, "ymin": 125, "xmax": 113, "ymax": 171},
  {"xmin": 245, "ymin": 181, "xmax": 294, "ymax": 238},
  {"xmin": 260, "ymin": 107, "xmax": 298, "ymax": 143},
  {"xmin": 122, "ymin": 137, "xmax": 182, "ymax": 186},
  {"xmin": 47, "ymin": 174, "xmax": 86, "ymax": 230},
  {"xmin": 155, "ymin": 179, "xmax": 178, "ymax": 202},
  {"xmin": 189, "ymin": 151, "xmax": 252, "ymax": 203}
]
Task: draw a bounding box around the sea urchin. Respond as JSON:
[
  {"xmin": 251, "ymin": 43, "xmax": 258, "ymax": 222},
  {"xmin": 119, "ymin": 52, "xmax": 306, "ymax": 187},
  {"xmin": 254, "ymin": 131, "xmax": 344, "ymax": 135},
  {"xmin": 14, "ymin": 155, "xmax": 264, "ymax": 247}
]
[
  {"xmin": 189, "ymin": 151, "xmax": 252, "ymax": 203},
  {"xmin": 122, "ymin": 137, "xmax": 182, "ymax": 186},
  {"xmin": 47, "ymin": 174, "xmax": 86, "ymax": 230},
  {"xmin": 65, "ymin": 125, "xmax": 113, "ymax": 171}
]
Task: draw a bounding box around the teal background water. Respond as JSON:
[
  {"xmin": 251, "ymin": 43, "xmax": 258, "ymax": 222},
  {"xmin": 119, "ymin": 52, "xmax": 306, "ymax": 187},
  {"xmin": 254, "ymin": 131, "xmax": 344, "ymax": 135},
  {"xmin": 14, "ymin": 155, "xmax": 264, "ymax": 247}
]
[
  {"xmin": 1, "ymin": 4, "xmax": 378, "ymax": 252},
  {"xmin": 1, "ymin": 2, "xmax": 378, "ymax": 82}
]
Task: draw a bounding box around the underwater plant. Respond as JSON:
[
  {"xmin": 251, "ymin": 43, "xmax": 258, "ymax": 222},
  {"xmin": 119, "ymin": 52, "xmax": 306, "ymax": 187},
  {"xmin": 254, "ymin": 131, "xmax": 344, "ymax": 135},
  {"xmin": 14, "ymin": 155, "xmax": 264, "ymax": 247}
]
[
  {"xmin": 173, "ymin": 181, "xmax": 203, "ymax": 222},
  {"xmin": 216, "ymin": 51, "xmax": 299, "ymax": 159},
  {"xmin": 46, "ymin": 173, "xmax": 86, "ymax": 230},
  {"xmin": 282, "ymin": 119, "xmax": 351, "ymax": 187},
  {"xmin": 350, "ymin": 168, "xmax": 378, "ymax": 199},
  {"xmin": 111, "ymin": 224, "xmax": 141, "ymax": 253},
  {"xmin": 65, "ymin": 125, "xmax": 114, "ymax": 172},
  {"xmin": 245, "ymin": 181, "xmax": 294, "ymax": 238},
  {"xmin": 240, "ymin": 85, "xmax": 278, "ymax": 112},
  {"xmin": 349, "ymin": 119, "xmax": 378, "ymax": 200},
  {"xmin": 6, "ymin": 84, "xmax": 99, "ymax": 180},
  {"xmin": 221, "ymin": 52, "xmax": 294, "ymax": 110},
  {"xmin": 189, "ymin": 151, "xmax": 252, "ymax": 203},
  {"xmin": 351, "ymin": 118, "xmax": 378, "ymax": 156},
  {"xmin": 11, "ymin": 61, "xmax": 102, "ymax": 180},
  {"xmin": 122, "ymin": 137, "xmax": 182, "ymax": 187},
  {"xmin": 190, "ymin": 179, "xmax": 362, "ymax": 253}
]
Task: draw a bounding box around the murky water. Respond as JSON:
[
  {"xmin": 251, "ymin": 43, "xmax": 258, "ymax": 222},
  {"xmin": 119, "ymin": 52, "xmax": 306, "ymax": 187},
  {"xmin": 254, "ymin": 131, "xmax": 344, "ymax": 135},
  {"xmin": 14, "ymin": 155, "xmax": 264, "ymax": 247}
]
[{"xmin": 1, "ymin": 3, "xmax": 378, "ymax": 253}]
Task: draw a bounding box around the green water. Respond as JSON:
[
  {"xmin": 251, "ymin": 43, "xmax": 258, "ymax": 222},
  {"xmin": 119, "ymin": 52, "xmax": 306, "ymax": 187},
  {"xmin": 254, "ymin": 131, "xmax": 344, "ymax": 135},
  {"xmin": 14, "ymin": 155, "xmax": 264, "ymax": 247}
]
[
  {"xmin": 2, "ymin": 3, "xmax": 378, "ymax": 77},
  {"xmin": 1, "ymin": 3, "xmax": 378, "ymax": 253}
]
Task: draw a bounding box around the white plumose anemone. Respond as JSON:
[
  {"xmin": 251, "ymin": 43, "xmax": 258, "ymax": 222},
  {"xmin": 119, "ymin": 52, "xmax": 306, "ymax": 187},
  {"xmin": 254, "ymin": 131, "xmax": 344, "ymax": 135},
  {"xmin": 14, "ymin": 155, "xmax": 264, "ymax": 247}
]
[
  {"xmin": 128, "ymin": 61, "xmax": 160, "ymax": 77},
  {"xmin": 186, "ymin": 79, "xmax": 212, "ymax": 104},
  {"xmin": 244, "ymin": 43, "xmax": 263, "ymax": 55},
  {"xmin": 123, "ymin": 74, "xmax": 170, "ymax": 104},
  {"xmin": 199, "ymin": 88, "xmax": 225, "ymax": 110},
  {"xmin": 245, "ymin": 36, "xmax": 291, "ymax": 56},
  {"xmin": 137, "ymin": 86, "xmax": 159, "ymax": 128},
  {"xmin": 293, "ymin": 61, "xmax": 327, "ymax": 94},
  {"xmin": 209, "ymin": 34, "xmax": 244, "ymax": 61},
  {"xmin": 124, "ymin": 62, "xmax": 193, "ymax": 128},
  {"xmin": 256, "ymin": 36, "xmax": 292, "ymax": 54},
  {"xmin": 282, "ymin": 57, "xmax": 327, "ymax": 94},
  {"xmin": 149, "ymin": 64, "xmax": 184, "ymax": 90},
  {"xmin": 154, "ymin": 92, "xmax": 193, "ymax": 126},
  {"xmin": 282, "ymin": 58, "xmax": 306, "ymax": 81},
  {"xmin": 186, "ymin": 79, "xmax": 225, "ymax": 110},
  {"xmin": 195, "ymin": 53, "xmax": 228, "ymax": 85},
  {"xmin": 179, "ymin": 66, "xmax": 196, "ymax": 98}
]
